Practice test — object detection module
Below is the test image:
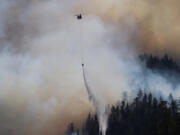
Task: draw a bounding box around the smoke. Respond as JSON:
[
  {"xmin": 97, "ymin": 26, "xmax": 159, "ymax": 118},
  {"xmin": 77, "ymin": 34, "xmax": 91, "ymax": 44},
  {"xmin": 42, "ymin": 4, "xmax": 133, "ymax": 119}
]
[
  {"xmin": 0, "ymin": 0, "xmax": 179, "ymax": 135},
  {"xmin": 76, "ymin": 0, "xmax": 180, "ymax": 58}
]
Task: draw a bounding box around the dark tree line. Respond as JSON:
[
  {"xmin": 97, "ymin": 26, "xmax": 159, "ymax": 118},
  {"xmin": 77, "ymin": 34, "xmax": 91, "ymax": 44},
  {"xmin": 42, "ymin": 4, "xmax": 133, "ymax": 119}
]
[
  {"xmin": 66, "ymin": 114, "xmax": 100, "ymax": 135},
  {"xmin": 139, "ymin": 54, "xmax": 180, "ymax": 86},
  {"xmin": 66, "ymin": 54, "xmax": 180, "ymax": 135},
  {"xmin": 106, "ymin": 92, "xmax": 180, "ymax": 135},
  {"xmin": 67, "ymin": 91, "xmax": 180, "ymax": 135},
  {"xmin": 139, "ymin": 54, "xmax": 180, "ymax": 78},
  {"xmin": 139, "ymin": 54, "xmax": 180, "ymax": 73}
]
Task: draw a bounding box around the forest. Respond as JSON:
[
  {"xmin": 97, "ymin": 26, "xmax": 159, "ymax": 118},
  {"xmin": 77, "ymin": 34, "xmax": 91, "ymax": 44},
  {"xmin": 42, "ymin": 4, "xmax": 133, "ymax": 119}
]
[
  {"xmin": 67, "ymin": 92, "xmax": 180, "ymax": 135},
  {"xmin": 66, "ymin": 55, "xmax": 180, "ymax": 135},
  {"xmin": 140, "ymin": 54, "xmax": 180, "ymax": 80}
]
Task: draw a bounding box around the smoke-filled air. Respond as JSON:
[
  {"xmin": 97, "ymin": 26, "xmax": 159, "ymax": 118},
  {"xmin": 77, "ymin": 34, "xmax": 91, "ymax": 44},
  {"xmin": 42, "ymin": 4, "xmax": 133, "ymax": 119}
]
[{"xmin": 0, "ymin": 0, "xmax": 180, "ymax": 135}]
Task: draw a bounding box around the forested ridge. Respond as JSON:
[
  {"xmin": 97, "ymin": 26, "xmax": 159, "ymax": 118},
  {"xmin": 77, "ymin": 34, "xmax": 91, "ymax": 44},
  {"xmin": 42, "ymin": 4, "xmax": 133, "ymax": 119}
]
[
  {"xmin": 67, "ymin": 91, "xmax": 180, "ymax": 135},
  {"xmin": 66, "ymin": 55, "xmax": 180, "ymax": 135},
  {"xmin": 140, "ymin": 54, "xmax": 180, "ymax": 78}
]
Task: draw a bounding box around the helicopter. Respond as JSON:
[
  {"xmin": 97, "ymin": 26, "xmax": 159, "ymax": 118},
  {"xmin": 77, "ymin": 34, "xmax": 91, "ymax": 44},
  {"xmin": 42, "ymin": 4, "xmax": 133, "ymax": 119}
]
[{"xmin": 75, "ymin": 14, "xmax": 82, "ymax": 20}]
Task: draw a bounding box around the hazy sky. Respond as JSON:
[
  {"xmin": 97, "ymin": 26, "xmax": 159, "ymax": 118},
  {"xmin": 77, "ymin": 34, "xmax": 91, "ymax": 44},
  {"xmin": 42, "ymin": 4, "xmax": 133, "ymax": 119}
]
[{"xmin": 0, "ymin": 0, "xmax": 179, "ymax": 135}]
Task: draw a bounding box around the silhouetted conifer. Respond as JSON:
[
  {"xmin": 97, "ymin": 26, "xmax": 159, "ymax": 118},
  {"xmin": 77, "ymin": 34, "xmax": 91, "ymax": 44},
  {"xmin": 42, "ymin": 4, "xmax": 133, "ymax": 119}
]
[{"xmin": 70, "ymin": 91, "xmax": 180, "ymax": 135}]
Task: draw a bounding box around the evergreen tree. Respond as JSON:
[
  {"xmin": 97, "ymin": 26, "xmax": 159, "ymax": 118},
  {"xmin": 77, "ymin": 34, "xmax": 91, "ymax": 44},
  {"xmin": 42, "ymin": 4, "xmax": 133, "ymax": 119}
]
[{"xmin": 71, "ymin": 91, "xmax": 180, "ymax": 135}]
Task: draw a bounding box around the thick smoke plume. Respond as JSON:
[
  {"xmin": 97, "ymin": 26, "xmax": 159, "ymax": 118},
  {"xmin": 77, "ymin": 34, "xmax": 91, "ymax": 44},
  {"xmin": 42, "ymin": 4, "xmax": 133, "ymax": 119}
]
[{"xmin": 0, "ymin": 0, "xmax": 180, "ymax": 135}]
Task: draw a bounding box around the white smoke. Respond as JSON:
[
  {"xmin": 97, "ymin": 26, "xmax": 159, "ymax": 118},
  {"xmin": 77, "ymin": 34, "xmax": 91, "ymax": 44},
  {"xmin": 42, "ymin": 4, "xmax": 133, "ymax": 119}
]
[{"xmin": 0, "ymin": 0, "xmax": 179, "ymax": 135}]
